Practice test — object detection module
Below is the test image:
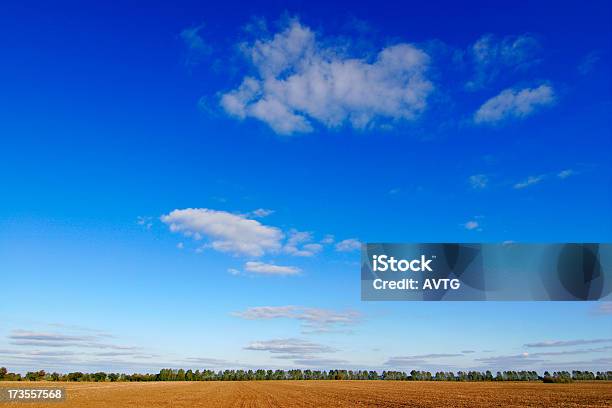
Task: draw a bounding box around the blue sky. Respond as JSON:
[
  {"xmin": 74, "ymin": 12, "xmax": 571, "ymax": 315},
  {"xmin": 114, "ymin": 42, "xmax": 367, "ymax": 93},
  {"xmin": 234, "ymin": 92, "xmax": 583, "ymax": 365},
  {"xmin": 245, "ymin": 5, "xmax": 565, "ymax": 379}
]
[{"xmin": 1, "ymin": 0, "xmax": 611, "ymax": 373}]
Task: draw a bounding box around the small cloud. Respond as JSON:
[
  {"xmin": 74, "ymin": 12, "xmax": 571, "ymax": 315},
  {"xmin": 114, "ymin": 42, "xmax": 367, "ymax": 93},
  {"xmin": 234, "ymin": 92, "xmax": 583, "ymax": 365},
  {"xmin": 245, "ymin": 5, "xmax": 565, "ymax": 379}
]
[
  {"xmin": 524, "ymin": 338, "xmax": 612, "ymax": 348},
  {"xmin": 578, "ymin": 51, "xmax": 601, "ymax": 75},
  {"xmin": 464, "ymin": 220, "xmax": 479, "ymax": 230},
  {"xmin": 461, "ymin": 350, "xmax": 475, "ymax": 354},
  {"xmin": 335, "ymin": 238, "xmax": 361, "ymax": 252},
  {"xmin": 468, "ymin": 174, "xmax": 488, "ymax": 189},
  {"xmin": 180, "ymin": 23, "xmax": 212, "ymax": 67},
  {"xmin": 465, "ymin": 34, "xmax": 540, "ymax": 90},
  {"xmin": 183, "ymin": 357, "xmax": 230, "ymax": 366},
  {"xmin": 514, "ymin": 175, "xmax": 545, "ymax": 189},
  {"xmin": 244, "ymin": 338, "xmax": 335, "ymax": 356},
  {"xmin": 250, "ymin": 208, "xmax": 274, "ymax": 218},
  {"xmin": 161, "ymin": 208, "xmax": 284, "ymax": 257},
  {"xmin": 283, "ymin": 229, "xmax": 322, "ymax": 257},
  {"xmin": 592, "ymin": 302, "xmax": 612, "ymax": 316},
  {"xmin": 320, "ymin": 234, "xmax": 335, "ymax": 245},
  {"xmin": 557, "ymin": 169, "xmax": 574, "ymax": 179},
  {"xmin": 233, "ymin": 306, "xmax": 360, "ymax": 333},
  {"xmin": 386, "ymin": 353, "xmax": 463, "ymax": 366},
  {"xmin": 244, "ymin": 261, "xmax": 301, "ymax": 276},
  {"xmin": 388, "ymin": 188, "xmax": 401, "ymax": 195},
  {"xmin": 227, "ymin": 268, "xmax": 241, "ymax": 276},
  {"xmin": 474, "ymin": 84, "xmax": 555, "ymax": 125},
  {"xmin": 137, "ymin": 216, "xmax": 153, "ymax": 230},
  {"xmin": 176, "ymin": 242, "xmax": 184, "ymax": 249}
]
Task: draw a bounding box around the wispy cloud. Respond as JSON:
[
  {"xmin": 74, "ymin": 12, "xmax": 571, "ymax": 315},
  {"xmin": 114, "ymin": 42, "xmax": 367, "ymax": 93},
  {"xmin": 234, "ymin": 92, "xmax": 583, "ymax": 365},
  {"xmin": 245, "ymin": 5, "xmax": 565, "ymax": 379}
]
[
  {"xmin": 557, "ymin": 169, "xmax": 574, "ymax": 179},
  {"xmin": 244, "ymin": 338, "xmax": 335, "ymax": 356},
  {"xmin": 233, "ymin": 306, "xmax": 360, "ymax": 332},
  {"xmin": 524, "ymin": 338, "xmax": 612, "ymax": 348},
  {"xmin": 249, "ymin": 208, "xmax": 274, "ymax": 218},
  {"xmin": 578, "ymin": 51, "xmax": 602, "ymax": 75},
  {"xmin": 283, "ymin": 229, "xmax": 323, "ymax": 257},
  {"xmin": 468, "ymin": 174, "xmax": 488, "ymax": 189},
  {"xmin": 244, "ymin": 261, "xmax": 301, "ymax": 276},
  {"xmin": 465, "ymin": 34, "xmax": 540, "ymax": 90},
  {"xmin": 592, "ymin": 302, "xmax": 612, "ymax": 316},
  {"xmin": 464, "ymin": 220, "xmax": 480, "ymax": 231},
  {"xmin": 335, "ymin": 238, "xmax": 361, "ymax": 252},
  {"xmin": 8, "ymin": 330, "xmax": 140, "ymax": 351},
  {"xmin": 513, "ymin": 175, "xmax": 545, "ymax": 189},
  {"xmin": 137, "ymin": 216, "xmax": 153, "ymax": 230},
  {"xmin": 474, "ymin": 85, "xmax": 555, "ymax": 124},
  {"xmin": 180, "ymin": 23, "xmax": 212, "ymax": 67},
  {"xmin": 386, "ymin": 353, "xmax": 463, "ymax": 366},
  {"xmin": 220, "ymin": 19, "xmax": 433, "ymax": 135}
]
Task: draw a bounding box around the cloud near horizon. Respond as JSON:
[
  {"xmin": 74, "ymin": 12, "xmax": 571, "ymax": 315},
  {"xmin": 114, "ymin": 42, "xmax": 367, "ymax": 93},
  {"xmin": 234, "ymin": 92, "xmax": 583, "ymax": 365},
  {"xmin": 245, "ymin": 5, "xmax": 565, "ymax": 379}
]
[
  {"xmin": 233, "ymin": 306, "xmax": 360, "ymax": 332},
  {"xmin": 220, "ymin": 19, "xmax": 433, "ymax": 134}
]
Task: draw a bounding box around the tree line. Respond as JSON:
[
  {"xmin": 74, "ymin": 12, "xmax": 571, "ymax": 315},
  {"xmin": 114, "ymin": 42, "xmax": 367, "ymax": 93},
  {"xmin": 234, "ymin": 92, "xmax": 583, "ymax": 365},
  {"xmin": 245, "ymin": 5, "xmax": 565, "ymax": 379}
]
[{"xmin": 1, "ymin": 367, "xmax": 610, "ymax": 382}]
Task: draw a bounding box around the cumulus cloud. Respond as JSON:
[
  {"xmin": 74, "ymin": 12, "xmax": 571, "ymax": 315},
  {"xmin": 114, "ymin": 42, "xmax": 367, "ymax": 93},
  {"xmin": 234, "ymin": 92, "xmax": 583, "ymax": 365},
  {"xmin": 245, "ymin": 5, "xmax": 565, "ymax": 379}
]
[
  {"xmin": 474, "ymin": 85, "xmax": 555, "ymax": 124},
  {"xmin": 244, "ymin": 261, "xmax": 301, "ymax": 276},
  {"xmin": 233, "ymin": 306, "xmax": 360, "ymax": 332},
  {"xmin": 335, "ymin": 238, "xmax": 361, "ymax": 252},
  {"xmin": 513, "ymin": 175, "xmax": 545, "ymax": 189},
  {"xmin": 465, "ymin": 34, "xmax": 540, "ymax": 90},
  {"xmin": 161, "ymin": 208, "xmax": 283, "ymax": 257},
  {"xmin": 220, "ymin": 19, "xmax": 433, "ymax": 135},
  {"xmin": 524, "ymin": 338, "xmax": 612, "ymax": 348},
  {"xmin": 468, "ymin": 174, "xmax": 488, "ymax": 189}
]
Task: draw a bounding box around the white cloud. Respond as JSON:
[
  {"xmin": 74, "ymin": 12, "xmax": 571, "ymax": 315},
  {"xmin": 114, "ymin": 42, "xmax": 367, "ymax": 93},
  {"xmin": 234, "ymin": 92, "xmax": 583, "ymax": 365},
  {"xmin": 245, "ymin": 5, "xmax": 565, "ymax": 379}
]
[
  {"xmin": 524, "ymin": 338, "xmax": 612, "ymax": 348},
  {"xmin": 320, "ymin": 234, "xmax": 335, "ymax": 244},
  {"xmin": 335, "ymin": 238, "xmax": 361, "ymax": 252},
  {"xmin": 514, "ymin": 175, "xmax": 545, "ymax": 189},
  {"xmin": 283, "ymin": 229, "xmax": 322, "ymax": 256},
  {"xmin": 233, "ymin": 306, "xmax": 360, "ymax": 332},
  {"xmin": 161, "ymin": 208, "xmax": 283, "ymax": 257},
  {"xmin": 464, "ymin": 220, "xmax": 479, "ymax": 230},
  {"xmin": 465, "ymin": 34, "xmax": 540, "ymax": 90},
  {"xmin": 593, "ymin": 303, "xmax": 612, "ymax": 316},
  {"xmin": 244, "ymin": 261, "xmax": 301, "ymax": 276},
  {"xmin": 578, "ymin": 51, "xmax": 601, "ymax": 75},
  {"xmin": 180, "ymin": 24, "xmax": 212, "ymax": 66},
  {"xmin": 250, "ymin": 208, "xmax": 274, "ymax": 217},
  {"xmin": 220, "ymin": 19, "xmax": 433, "ymax": 135},
  {"xmin": 136, "ymin": 216, "xmax": 153, "ymax": 230},
  {"xmin": 558, "ymin": 169, "xmax": 574, "ymax": 179},
  {"xmin": 474, "ymin": 85, "xmax": 555, "ymax": 124},
  {"xmin": 468, "ymin": 174, "xmax": 488, "ymax": 189},
  {"xmin": 244, "ymin": 338, "xmax": 335, "ymax": 355}
]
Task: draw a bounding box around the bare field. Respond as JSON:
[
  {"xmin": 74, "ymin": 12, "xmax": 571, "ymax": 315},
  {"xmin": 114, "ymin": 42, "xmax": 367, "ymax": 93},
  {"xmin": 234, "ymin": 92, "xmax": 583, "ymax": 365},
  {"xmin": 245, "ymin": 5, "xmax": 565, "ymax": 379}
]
[{"xmin": 3, "ymin": 381, "xmax": 611, "ymax": 408}]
